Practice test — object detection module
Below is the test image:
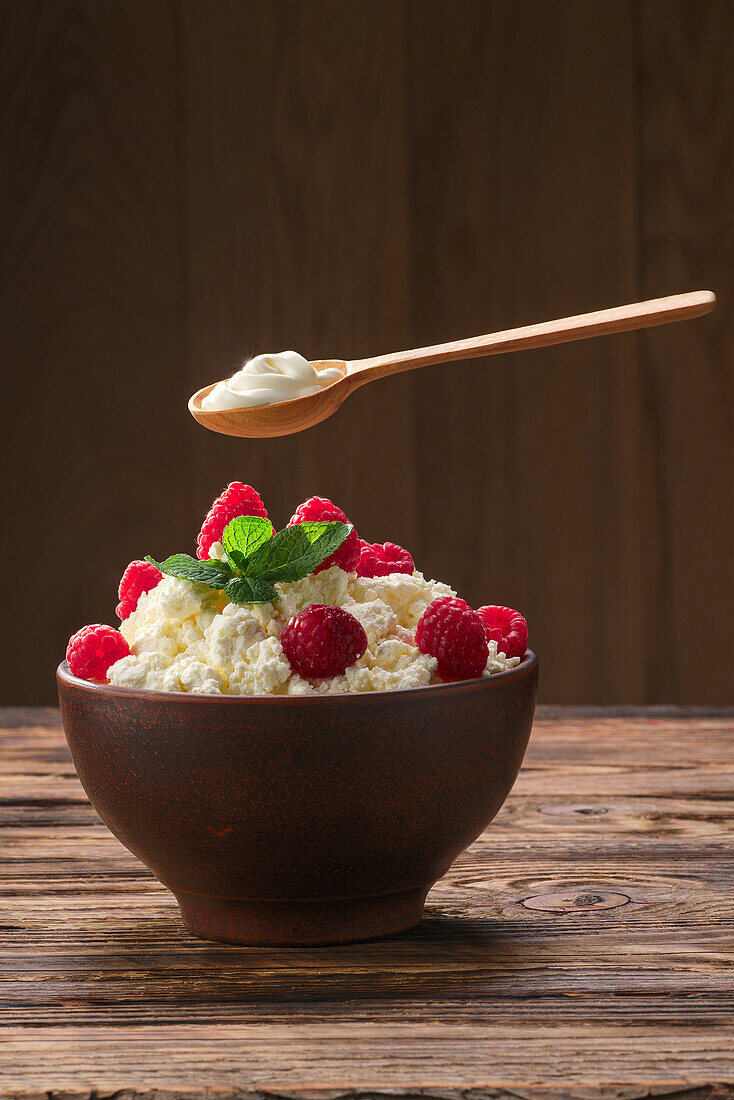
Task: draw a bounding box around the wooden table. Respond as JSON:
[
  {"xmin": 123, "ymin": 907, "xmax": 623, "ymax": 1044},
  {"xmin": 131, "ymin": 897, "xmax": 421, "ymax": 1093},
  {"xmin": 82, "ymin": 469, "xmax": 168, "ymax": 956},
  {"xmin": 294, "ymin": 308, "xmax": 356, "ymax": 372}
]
[{"xmin": 2, "ymin": 706, "xmax": 734, "ymax": 1097}]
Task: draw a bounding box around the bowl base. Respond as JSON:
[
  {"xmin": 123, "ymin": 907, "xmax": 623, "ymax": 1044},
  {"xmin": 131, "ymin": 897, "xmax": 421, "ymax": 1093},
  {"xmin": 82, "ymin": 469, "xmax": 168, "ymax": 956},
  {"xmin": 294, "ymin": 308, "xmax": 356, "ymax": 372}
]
[{"xmin": 175, "ymin": 885, "xmax": 429, "ymax": 946}]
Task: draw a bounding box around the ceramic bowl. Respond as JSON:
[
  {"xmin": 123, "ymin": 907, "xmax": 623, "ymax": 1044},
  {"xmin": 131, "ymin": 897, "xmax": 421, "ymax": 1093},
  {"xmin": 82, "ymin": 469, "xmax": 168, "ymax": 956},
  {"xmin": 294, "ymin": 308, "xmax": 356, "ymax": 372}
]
[{"xmin": 57, "ymin": 652, "xmax": 538, "ymax": 945}]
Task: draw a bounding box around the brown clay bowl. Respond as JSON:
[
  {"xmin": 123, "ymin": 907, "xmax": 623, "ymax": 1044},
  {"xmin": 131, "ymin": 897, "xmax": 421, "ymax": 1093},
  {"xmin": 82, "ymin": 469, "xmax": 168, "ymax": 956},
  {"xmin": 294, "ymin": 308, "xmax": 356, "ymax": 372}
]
[{"xmin": 57, "ymin": 652, "xmax": 538, "ymax": 946}]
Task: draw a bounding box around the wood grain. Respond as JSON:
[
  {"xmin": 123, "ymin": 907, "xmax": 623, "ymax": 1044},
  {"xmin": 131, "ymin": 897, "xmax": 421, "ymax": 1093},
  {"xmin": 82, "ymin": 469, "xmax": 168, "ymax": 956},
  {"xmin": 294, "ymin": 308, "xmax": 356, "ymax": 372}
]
[
  {"xmin": 1, "ymin": 1, "xmax": 731, "ymax": 706},
  {"xmin": 0, "ymin": 0, "xmax": 189, "ymax": 696},
  {"xmin": 178, "ymin": 0, "xmax": 416, "ymax": 537},
  {"xmin": 638, "ymin": 1, "xmax": 734, "ymax": 703},
  {"xmin": 2, "ymin": 707, "xmax": 734, "ymax": 1095},
  {"xmin": 408, "ymin": 0, "xmax": 644, "ymax": 704}
]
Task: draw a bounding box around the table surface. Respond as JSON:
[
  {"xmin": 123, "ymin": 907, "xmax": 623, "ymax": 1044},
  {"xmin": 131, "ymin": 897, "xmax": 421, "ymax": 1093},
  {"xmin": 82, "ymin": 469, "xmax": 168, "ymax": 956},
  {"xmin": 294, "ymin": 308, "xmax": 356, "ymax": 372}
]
[{"xmin": 2, "ymin": 706, "xmax": 734, "ymax": 1098}]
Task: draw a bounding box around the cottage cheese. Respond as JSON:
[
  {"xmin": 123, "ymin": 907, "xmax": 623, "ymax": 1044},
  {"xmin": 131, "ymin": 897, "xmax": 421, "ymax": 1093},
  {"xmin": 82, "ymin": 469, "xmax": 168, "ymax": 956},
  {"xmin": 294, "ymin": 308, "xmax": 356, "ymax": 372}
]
[{"xmin": 108, "ymin": 567, "xmax": 520, "ymax": 696}]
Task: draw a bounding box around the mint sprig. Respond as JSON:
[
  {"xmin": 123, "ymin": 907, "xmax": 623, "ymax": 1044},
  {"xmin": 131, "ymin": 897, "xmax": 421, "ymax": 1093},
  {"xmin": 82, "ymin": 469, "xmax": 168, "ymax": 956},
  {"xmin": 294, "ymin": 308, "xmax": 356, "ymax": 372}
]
[
  {"xmin": 145, "ymin": 554, "xmax": 234, "ymax": 588},
  {"xmin": 146, "ymin": 515, "xmax": 351, "ymax": 606}
]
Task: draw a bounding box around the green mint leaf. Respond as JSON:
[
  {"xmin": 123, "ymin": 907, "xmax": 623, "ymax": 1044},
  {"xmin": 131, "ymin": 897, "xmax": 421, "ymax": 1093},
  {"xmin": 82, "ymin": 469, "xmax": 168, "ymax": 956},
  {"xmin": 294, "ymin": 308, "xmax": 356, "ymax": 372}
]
[
  {"xmin": 291, "ymin": 520, "xmax": 352, "ymax": 573},
  {"xmin": 297, "ymin": 519, "xmax": 349, "ymax": 547},
  {"xmin": 225, "ymin": 548, "xmax": 248, "ymax": 575},
  {"xmin": 246, "ymin": 521, "xmax": 351, "ymax": 583},
  {"xmin": 224, "ymin": 576, "xmax": 279, "ymax": 605},
  {"xmin": 145, "ymin": 554, "xmax": 233, "ymax": 589},
  {"xmin": 222, "ymin": 516, "xmax": 274, "ymax": 575}
]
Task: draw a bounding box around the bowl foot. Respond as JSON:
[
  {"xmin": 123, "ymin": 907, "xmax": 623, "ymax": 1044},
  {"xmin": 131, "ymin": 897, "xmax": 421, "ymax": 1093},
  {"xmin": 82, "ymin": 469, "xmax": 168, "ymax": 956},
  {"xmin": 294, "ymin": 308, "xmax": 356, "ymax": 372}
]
[{"xmin": 175, "ymin": 885, "xmax": 429, "ymax": 946}]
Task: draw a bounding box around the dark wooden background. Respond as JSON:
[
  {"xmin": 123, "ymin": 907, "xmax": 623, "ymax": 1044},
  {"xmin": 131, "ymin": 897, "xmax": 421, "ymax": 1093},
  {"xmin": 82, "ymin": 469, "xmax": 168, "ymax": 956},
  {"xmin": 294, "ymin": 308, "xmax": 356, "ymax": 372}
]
[{"xmin": 1, "ymin": 0, "xmax": 732, "ymax": 705}]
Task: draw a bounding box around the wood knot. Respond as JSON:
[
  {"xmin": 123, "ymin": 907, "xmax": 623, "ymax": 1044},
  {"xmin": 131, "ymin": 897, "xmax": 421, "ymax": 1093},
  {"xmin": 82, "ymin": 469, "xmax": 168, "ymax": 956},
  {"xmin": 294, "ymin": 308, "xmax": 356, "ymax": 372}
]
[
  {"xmin": 521, "ymin": 889, "xmax": 630, "ymax": 912},
  {"xmin": 539, "ymin": 803, "xmax": 609, "ymax": 817}
]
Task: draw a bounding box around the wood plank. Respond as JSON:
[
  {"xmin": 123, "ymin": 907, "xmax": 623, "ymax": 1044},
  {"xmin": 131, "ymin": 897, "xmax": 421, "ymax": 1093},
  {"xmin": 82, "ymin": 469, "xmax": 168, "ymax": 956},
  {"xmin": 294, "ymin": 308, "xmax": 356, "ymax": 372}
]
[
  {"xmin": 0, "ymin": 0, "xmax": 187, "ymax": 705},
  {"xmin": 408, "ymin": 0, "xmax": 644, "ymax": 705},
  {"xmin": 4, "ymin": 1023, "xmax": 734, "ymax": 1096},
  {"xmin": 638, "ymin": 1, "xmax": 734, "ymax": 704},
  {"xmin": 7, "ymin": 997, "xmax": 734, "ymax": 1029},
  {"xmin": 2, "ymin": 709, "xmax": 734, "ymax": 1093},
  {"xmin": 178, "ymin": 0, "xmax": 417, "ymax": 549}
]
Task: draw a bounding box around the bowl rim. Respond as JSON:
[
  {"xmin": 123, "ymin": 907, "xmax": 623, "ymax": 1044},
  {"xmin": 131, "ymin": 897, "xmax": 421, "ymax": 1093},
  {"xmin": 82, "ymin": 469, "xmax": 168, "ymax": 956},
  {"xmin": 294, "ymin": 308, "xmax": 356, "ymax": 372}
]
[{"xmin": 57, "ymin": 650, "xmax": 537, "ymax": 706}]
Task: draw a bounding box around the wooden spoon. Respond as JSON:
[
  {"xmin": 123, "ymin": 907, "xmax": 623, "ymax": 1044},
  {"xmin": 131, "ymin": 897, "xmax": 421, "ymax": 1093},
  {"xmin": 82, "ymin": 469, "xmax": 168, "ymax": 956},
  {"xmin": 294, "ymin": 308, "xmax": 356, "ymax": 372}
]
[{"xmin": 189, "ymin": 290, "xmax": 715, "ymax": 438}]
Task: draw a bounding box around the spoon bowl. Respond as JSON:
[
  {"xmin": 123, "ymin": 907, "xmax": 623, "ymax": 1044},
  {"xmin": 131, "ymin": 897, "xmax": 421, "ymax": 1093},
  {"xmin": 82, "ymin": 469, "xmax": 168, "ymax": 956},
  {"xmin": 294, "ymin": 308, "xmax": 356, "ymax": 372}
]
[
  {"xmin": 189, "ymin": 360, "xmax": 351, "ymax": 438},
  {"xmin": 189, "ymin": 291, "xmax": 715, "ymax": 438}
]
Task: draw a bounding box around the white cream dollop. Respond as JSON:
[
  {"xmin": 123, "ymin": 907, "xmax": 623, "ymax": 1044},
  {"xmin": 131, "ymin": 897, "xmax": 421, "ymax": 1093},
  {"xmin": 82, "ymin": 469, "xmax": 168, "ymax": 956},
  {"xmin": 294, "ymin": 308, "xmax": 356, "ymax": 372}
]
[{"xmin": 201, "ymin": 351, "xmax": 342, "ymax": 411}]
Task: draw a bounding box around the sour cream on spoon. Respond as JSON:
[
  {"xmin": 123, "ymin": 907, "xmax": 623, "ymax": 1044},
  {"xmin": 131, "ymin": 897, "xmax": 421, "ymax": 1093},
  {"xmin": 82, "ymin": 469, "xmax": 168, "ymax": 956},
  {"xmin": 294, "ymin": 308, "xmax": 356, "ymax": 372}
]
[{"xmin": 201, "ymin": 351, "xmax": 343, "ymax": 411}]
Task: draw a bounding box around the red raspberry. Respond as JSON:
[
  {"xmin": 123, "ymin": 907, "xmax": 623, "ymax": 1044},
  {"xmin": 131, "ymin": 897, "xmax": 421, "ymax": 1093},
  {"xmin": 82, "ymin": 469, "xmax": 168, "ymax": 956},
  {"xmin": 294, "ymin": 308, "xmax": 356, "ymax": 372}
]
[
  {"xmin": 416, "ymin": 596, "xmax": 489, "ymax": 682},
  {"xmin": 288, "ymin": 496, "xmax": 360, "ymax": 573},
  {"xmin": 116, "ymin": 559, "xmax": 162, "ymax": 620},
  {"xmin": 197, "ymin": 483, "xmax": 269, "ymax": 560},
  {"xmin": 281, "ymin": 604, "xmax": 368, "ymax": 679},
  {"xmin": 66, "ymin": 624, "xmax": 130, "ymax": 682},
  {"xmin": 476, "ymin": 605, "xmax": 528, "ymax": 658},
  {"xmin": 356, "ymin": 539, "xmax": 414, "ymax": 578}
]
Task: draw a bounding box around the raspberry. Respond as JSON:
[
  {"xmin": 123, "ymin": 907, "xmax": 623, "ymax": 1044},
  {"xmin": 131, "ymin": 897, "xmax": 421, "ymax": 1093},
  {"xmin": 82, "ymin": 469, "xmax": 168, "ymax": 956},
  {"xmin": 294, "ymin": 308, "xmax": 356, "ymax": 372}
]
[
  {"xmin": 356, "ymin": 539, "xmax": 414, "ymax": 578},
  {"xmin": 66, "ymin": 624, "xmax": 130, "ymax": 682},
  {"xmin": 116, "ymin": 559, "xmax": 162, "ymax": 620},
  {"xmin": 197, "ymin": 482, "xmax": 269, "ymax": 560},
  {"xmin": 281, "ymin": 604, "xmax": 368, "ymax": 679},
  {"xmin": 476, "ymin": 605, "xmax": 528, "ymax": 658},
  {"xmin": 288, "ymin": 496, "xmax": 360, "ymax": 573},
  {"xmin": 416, "ymin": 596, "xmax": 489, "ymax": 682}
]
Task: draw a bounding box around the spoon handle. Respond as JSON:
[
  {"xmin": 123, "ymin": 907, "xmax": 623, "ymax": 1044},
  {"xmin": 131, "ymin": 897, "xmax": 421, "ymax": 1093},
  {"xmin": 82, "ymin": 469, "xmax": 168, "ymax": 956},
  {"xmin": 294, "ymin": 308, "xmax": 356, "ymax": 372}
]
[{"xmin": 349, "ymin": 290, "xmax": 716, "ymax": 383}]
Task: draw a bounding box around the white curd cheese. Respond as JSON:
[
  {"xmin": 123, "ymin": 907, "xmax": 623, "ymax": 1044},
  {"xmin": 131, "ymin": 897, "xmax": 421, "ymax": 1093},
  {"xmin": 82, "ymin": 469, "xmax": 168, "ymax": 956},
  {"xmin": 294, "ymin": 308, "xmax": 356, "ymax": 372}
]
[
  {"xmin": 109, "ymin": 652, "xmax": 224, "ymax": 695},
  {"xmin": 108, "ymin": 565, "xmax": 520, "ymax": 696},
  {"xmin": 348, "ymin": 571, "xmax": 456, "ymax": 630}
]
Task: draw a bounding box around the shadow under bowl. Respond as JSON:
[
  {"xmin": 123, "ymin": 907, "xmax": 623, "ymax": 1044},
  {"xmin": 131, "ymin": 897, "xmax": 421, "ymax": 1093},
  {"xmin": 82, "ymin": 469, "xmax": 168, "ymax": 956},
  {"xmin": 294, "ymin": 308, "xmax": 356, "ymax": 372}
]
[{"xmin": 57, "ymin": 652, "xmax": 538, "ymax": 946}]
